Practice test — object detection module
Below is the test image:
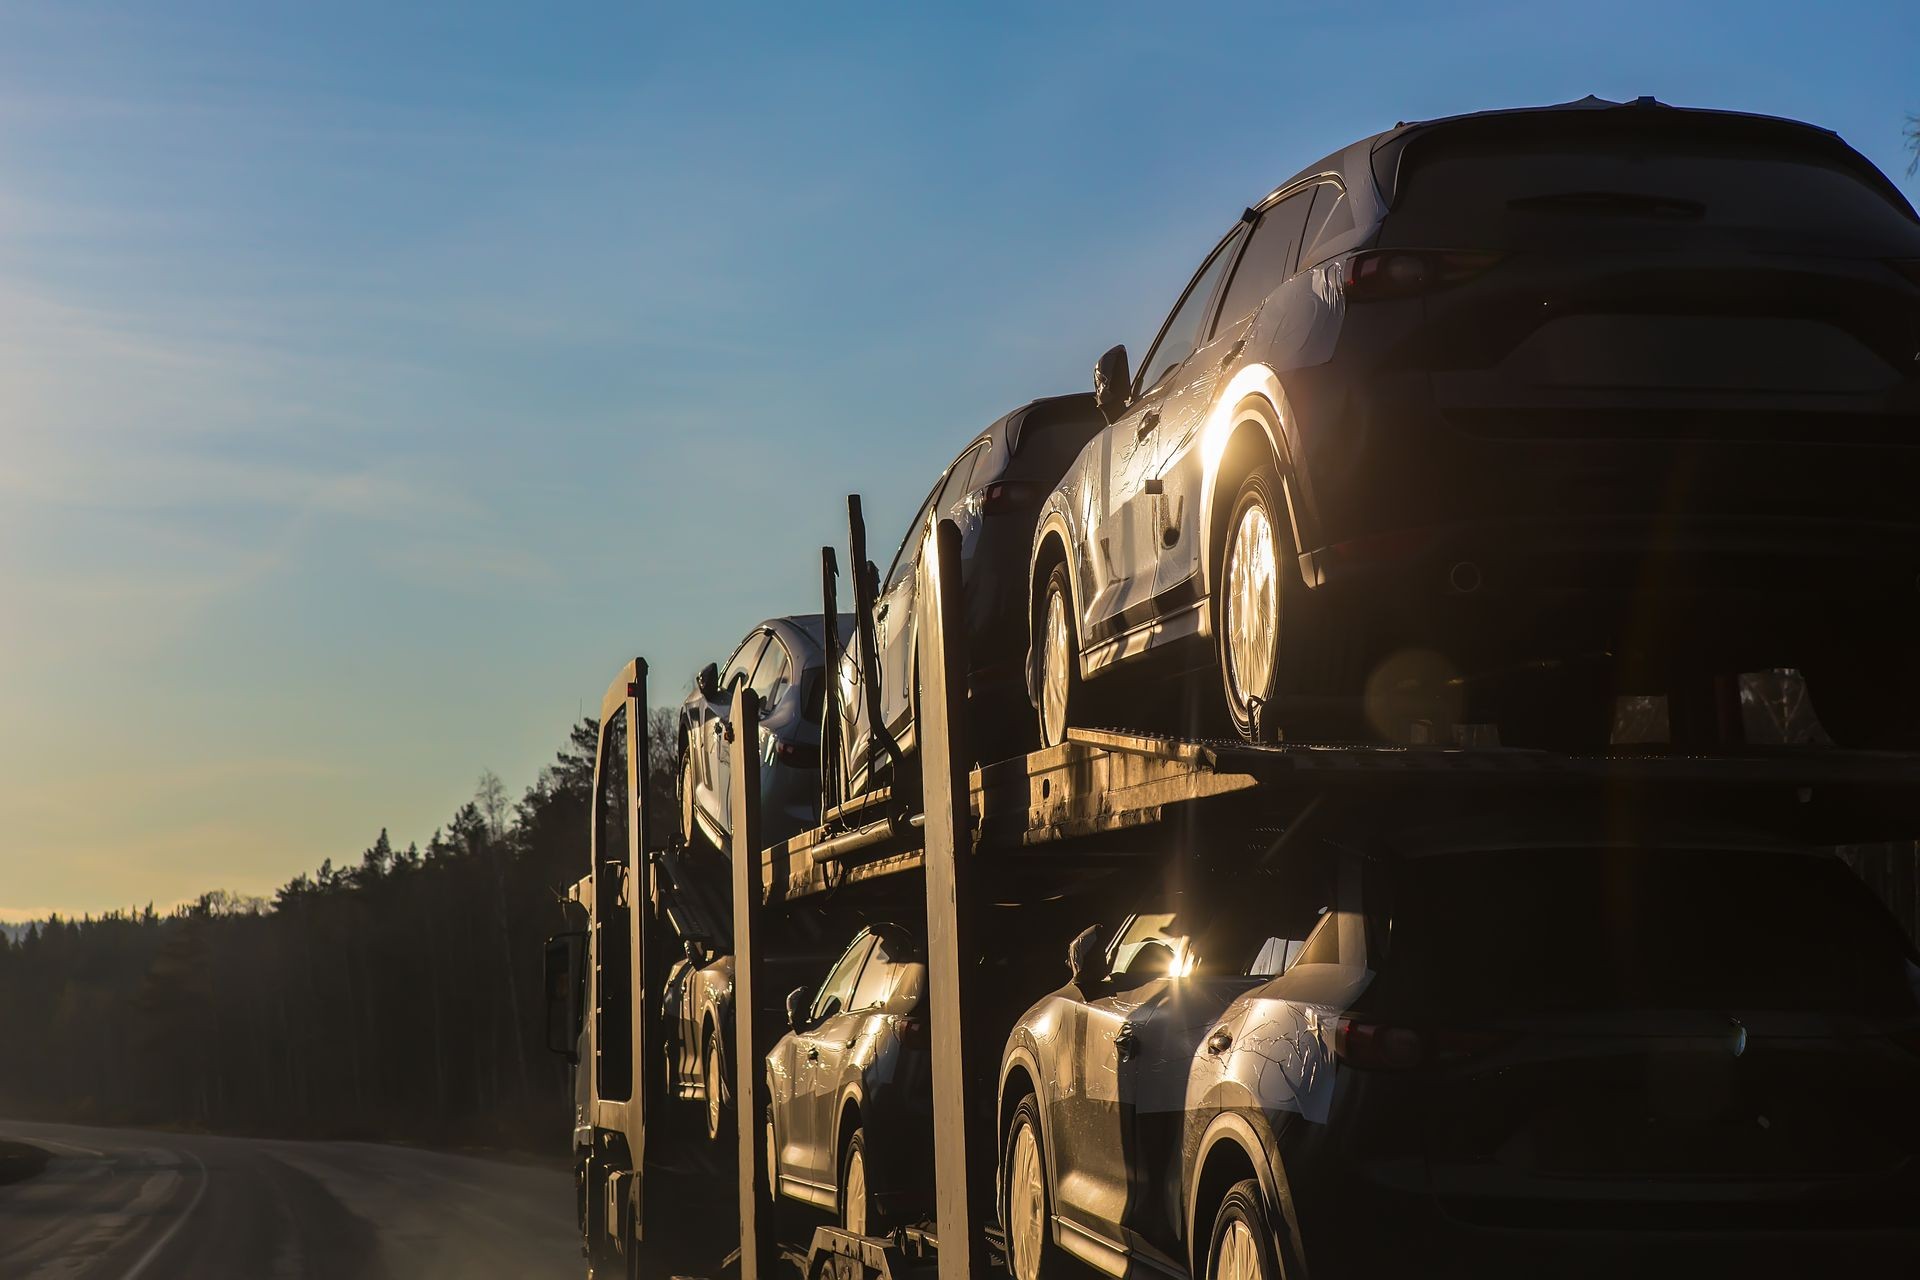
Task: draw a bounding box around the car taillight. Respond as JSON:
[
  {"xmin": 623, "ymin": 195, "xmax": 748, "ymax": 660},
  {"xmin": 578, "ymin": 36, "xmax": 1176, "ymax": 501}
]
[
  {"xmin": 1332, "ymin": 1019, "xmax": 1512, "ymax": 1070},
  {"xmin": 896, "ymin": 1017, "xmax": 927, "ymax": 1049},
  {"xmin": 773, "ymin": 740, "xmax": 818, "ymax": 767},
  {"xmin": 1889, "ymin": 259, "xmax": 1920, "ymax": 289},
  {"xmin": 1342, "ymin": 249, "xmax": 1502, "ymax": 301},
  {"xmin": 977, "ymin": 480, "xmax": 1038, "ymax": 514},
  {"xmin": 1331, "ymin": 1018, "xmax": 1424, "ymax": 1070}
]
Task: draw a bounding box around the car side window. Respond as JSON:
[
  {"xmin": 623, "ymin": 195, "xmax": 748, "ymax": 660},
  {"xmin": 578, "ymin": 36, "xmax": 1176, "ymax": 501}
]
[
  {"xmin": 1109, "ymin": 911, "xmax": 1188, "ymax": 981},
  {"xmin": 1135, "ymin": 227, "xmax": 1245, "ymax": 397},
  {"xmin": 748, "ymin": 636, "xmax": 791, "ymax": 712},
  {"xmin": 936, "ymin": 442, "xmax": 986, "ymax": 517},
  {"xmin": 884, "ymin": 488, "xmax": 939, "ymax": 593},
  {"xmin": 849, "ymin": 929, "xmax": 911, "ymax": 1011},
  {"xmin": 811, "ymin": 933, "xmax": 876, "ymax": 1023},
  {"xmin": 1297, "ymin": 182, "xmax": 1354, "ymax": 271},
  {"xmin": 723, "ymin": 633, "xmax": 770, "ymax": 694},
  {"xmin": 1213, "ymin": 190, "xmax": 1314, "ymax": 335}
]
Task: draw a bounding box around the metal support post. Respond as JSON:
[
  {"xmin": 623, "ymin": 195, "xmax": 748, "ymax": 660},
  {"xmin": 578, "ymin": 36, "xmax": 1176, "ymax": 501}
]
[
  {"xmin": 730, "ymin": 687, "xmax": 779, "ymax": 1280},
  {"xmin": 917, "ymin": 518, "xmax": 988, "ymax": 1280}
]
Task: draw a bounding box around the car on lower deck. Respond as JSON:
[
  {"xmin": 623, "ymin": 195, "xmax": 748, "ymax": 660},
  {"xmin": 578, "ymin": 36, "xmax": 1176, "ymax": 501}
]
[
  {"xmin": 766, "ymin": 924, "xmax": 933, "ymax": 1234},
  {"xmin": 838, "ymin": 395, "xmax": 1103, "ymax": 800},
  {"xmin": 679, "ymin": 614, "xmax": 853, "ymax": 853},
  {"xmin": 996, "ymin": 810, "xmax": 1920, "ymax": 1280},
  {"xmin": 1027, "ymin": 96, "xmax": 1920, "ymax": 750}
]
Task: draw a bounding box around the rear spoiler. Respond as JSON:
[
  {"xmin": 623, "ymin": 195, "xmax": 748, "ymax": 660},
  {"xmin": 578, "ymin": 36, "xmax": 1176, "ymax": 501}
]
[{"xmin": 1368, "ymin": 97, "xmax": 1917, "ymax": 220}]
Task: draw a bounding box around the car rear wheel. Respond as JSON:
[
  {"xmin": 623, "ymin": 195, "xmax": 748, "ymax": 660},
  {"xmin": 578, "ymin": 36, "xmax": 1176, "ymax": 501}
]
[
  {"xmin": 1003, "ymin": 1094, "xmax": 1061, "ymax": 1280},
  {"xmin": 1218, "ymin": 462, "xmax": 1315, "ymax": 742},
  {"xmin": 701, "ymin": 1031, "xmax": 730, "ymax": 1144},
  {"xmin": 1037, "ymin": 563, "xmax": 1083, "ymax": 749},
  {"xmin": 1205, "ymin": 1179, "xmax": 1281, "ymax": 1280},
  {"xmin": 840, "ymin": 1128, "xmax": 877, "ymax": 1235}
]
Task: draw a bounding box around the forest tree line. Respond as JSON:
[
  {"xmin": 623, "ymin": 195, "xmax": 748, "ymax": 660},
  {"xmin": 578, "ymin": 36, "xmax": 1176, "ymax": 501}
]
[{"xmin": 0, "ymin": 710, "xmax": 673, "ymax": 1152}]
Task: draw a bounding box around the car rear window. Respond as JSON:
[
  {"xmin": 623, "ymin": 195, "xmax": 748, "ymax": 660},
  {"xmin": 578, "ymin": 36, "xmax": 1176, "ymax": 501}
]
[
  {"xmin": 1372, "ymin": 847, "xmax": 1919, "ymax": 1017},
  {"xmin": 1001, "ymin": 402, "xmax": 1104, "ymax": 486},
  {"xmin": 1382, "ymin": 129, "xmax": 1920, "ymax": 256}
]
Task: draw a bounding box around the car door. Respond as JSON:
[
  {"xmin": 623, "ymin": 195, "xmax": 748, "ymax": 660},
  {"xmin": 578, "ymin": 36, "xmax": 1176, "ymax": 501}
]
[
  {"xmin": 1049, "ymin": 913, "xmax": 1185, "ymax": 1251},
  {"xmin": 794, "ymin": 931, "xmax": 877, "ymax": 1189},
  {"xmin": 1155, "ymin": 189, "xmax": 1315, "ymax": 600},
  {"xmin": 704, "ymin": 631, "xmax": 769, "ymax": 843},
  {"xmin": 1086, "ymin": 228, "xmax": 1244, "ymax": 639}
]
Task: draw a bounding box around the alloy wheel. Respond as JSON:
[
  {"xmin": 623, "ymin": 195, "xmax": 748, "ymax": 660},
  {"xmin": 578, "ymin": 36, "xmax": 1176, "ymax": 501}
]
[
  {"xmin": 1223, "ymin": 496, "xmax": 1279, "ymax": 724},
  {"xmin": 1213, "ymin": 1219, "xmax": 1260, "ymax": 1280},
  {"xmin": 704, "ymin": 1043, "xmax": 723, "ymax": 1141},
  {"xmin": 1042, "ymin": 584, "xmax": 1072, "ymax": 747},
  {"xmin": 1007, "ymin": 1120, "xmax": 1046, "ymax": 1280},
  {"xmin": 841, "ymin": 1143, "xmax": 868, "ymax": 1235}
]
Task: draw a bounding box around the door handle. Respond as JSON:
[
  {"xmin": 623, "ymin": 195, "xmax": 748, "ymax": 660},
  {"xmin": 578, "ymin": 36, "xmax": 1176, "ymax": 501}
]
[
  {"xmin": 1206, "ymin": 1029, "xmax": 1234, "ymax": 1056},
  {"xmin": 1115, "ymin": 1022, "xmax": 1140, "ymax": 1062},
  {"xmin": 1135, "ymin": 409, "xmax": 1161, "ymax": 439},
  {"xmin": 1217, "ymin": 339, "xmax": 1245, "ymax": 369}
]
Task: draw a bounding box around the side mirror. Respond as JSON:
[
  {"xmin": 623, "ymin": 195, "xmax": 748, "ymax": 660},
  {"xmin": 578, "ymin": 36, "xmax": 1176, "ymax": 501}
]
[
  {"xmin": 1067, "ymin": 924, "xmax": 1108, "ymax": 989},
  {"xmin": 697, "ymin": 662, "xmax": 720, "ymax": 700},
  {"xmin": 544, "ymin": 931, "xmax": 588, "ymax": 1063},
  {"xmin": 1093, "ymin": 345, "xmax": 1131, "ymax": 423},
  {"xmin": 785, "ymin": 986, "xmax": 811, "ymax": 1031}
]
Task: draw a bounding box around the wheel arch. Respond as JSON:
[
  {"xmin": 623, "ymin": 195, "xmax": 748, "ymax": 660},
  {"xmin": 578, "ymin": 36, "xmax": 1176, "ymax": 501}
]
[
  {"xmin": 1198, "ymin": 387, "xmax": 1308, "ymax": 604},
  {"xmin": 1186, "ymin": 1113, "xmax": 1303, "ymax": 1280},
  {"xmin": 995, "ymin": 1042, "xmax": 1052, "ymax": 1226}
]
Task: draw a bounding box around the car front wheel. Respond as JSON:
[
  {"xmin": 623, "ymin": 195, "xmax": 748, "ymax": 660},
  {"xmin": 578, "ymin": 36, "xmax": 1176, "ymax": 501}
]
[
  {"xmin": 1003, "ymin": 1094, "xmax": 1061, "ymax": 1280},
  {"xmin": 1205, "ymin": 1179, "xmax": 1281, "ymax": 1280}
]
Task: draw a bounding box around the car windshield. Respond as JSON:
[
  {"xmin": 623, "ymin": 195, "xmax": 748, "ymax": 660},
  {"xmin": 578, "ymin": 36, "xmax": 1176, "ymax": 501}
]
[
  {"xmin": 1385, "ymin": 130, "xmax": 1920, "ymax": 255},
  {"xmin": 1370, "ymin": 847, "xmax": 1920, "ymax": 1017}
]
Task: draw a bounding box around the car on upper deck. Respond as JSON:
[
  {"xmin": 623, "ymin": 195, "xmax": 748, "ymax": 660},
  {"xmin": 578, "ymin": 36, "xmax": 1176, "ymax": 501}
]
[
  {"xmin": 1027, "ymin": 96, "xmax": 1920, "ymax": 750},
  {"xmin": 996, "ymin": 804, "xmax": 1920, "ymax": 1280},
  {"xmin": 679, "ymin": 614, "xmax": 854, "ymax": 853},
  {"xmin": 839, "ymin": 395, "xmax": 1103, "ymax": 799}
]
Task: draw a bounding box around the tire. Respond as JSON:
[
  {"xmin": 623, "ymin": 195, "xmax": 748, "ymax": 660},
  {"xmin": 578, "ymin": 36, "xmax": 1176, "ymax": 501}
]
[
  {"xmin": 1216, "ymin": 462, "xmax": 1301, "ymax": 743},
  {"xmin": 1002, "ymin": 1094, "xmax": 1062, "ymax": 1280},
  {"xmin": 1204, "ymin": 1179, "xmax": 1282, "ymax": 1280},
  {"xmin": 839, "ymin": 1127, "xmax": 880, "ymax": 1235},
  {"xmin": 1036, "ymin": 562, "xmax": 1084, "ymax": 749},
  {"xmin": 701, "ymin": 1028, "xmax": 731, "ymax": 1145}
]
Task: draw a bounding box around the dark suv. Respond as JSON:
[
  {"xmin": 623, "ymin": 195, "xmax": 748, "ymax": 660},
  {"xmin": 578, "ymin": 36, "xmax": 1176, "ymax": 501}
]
[
  {"xmin": 1027, "ymin": 97, "xmax": 1920, "ymax": 748},
  {"xmin": 997, "ymin": 816, "xmax": 1920, "ymax": 1280}
]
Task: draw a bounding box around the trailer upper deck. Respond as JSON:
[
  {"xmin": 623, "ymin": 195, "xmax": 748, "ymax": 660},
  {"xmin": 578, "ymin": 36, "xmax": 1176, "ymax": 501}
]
[{"xmin": 754, "ymin": 725, "xmax": 1920, "ymax": 904}]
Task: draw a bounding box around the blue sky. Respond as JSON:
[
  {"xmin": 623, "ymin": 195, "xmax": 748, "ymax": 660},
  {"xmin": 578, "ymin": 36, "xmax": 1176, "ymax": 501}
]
[{"xmin": 2, "ymin": 0, "xmax": 1916, "ymax": 919}]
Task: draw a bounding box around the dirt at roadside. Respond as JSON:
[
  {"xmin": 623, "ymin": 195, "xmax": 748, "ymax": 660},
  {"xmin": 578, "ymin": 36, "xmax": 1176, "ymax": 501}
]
[{"xmin": 0, "ymin": 1140, "xmax": 50, "ymax": 1186}]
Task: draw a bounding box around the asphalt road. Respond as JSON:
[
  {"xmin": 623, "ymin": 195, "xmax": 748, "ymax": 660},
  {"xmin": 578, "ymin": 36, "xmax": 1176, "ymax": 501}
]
[{"xmin": 0, "ymin": 1119, "xmax": 579, "ymax": 1279}]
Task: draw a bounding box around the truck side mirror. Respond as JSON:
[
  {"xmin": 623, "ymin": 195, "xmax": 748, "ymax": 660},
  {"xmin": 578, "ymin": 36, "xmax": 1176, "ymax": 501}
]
[
  {"xmin": 1094, "ymin": 345, "xmax": 1131, "ymax": 423},
  {"xmin": 697, "ymin": 662, "xmax": 720, "ymax": 700},
  {"xmin": 1067, "ymin": 923, "xmax": 1108, "ymax": 989},
  {"xmin": 786, "ymin": 986, "xmax": 811, "ymax": 1031},
  {"xmin": 544, "ymin": 931, "xmax": 588, "ymax": 1063}
]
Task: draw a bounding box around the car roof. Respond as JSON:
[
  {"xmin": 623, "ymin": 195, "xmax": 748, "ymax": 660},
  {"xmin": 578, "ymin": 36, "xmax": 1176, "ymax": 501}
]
[
  {"xmin": 1253, "ymin": 95, "xmax": 1914, "ymax": 220},
  {"xmin": 761, "ymin": 613, "xmax": 858, "ymax": 667},
  {"xmin": 949, "ymin": 392, "xmax": 1102, "ymax": 467}
]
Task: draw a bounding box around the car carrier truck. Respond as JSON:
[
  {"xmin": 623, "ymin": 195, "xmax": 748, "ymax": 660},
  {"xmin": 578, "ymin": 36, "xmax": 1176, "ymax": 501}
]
[{"xmin": 548, "ymin": 517, "xmax": 1920, "ymax": 1280}]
